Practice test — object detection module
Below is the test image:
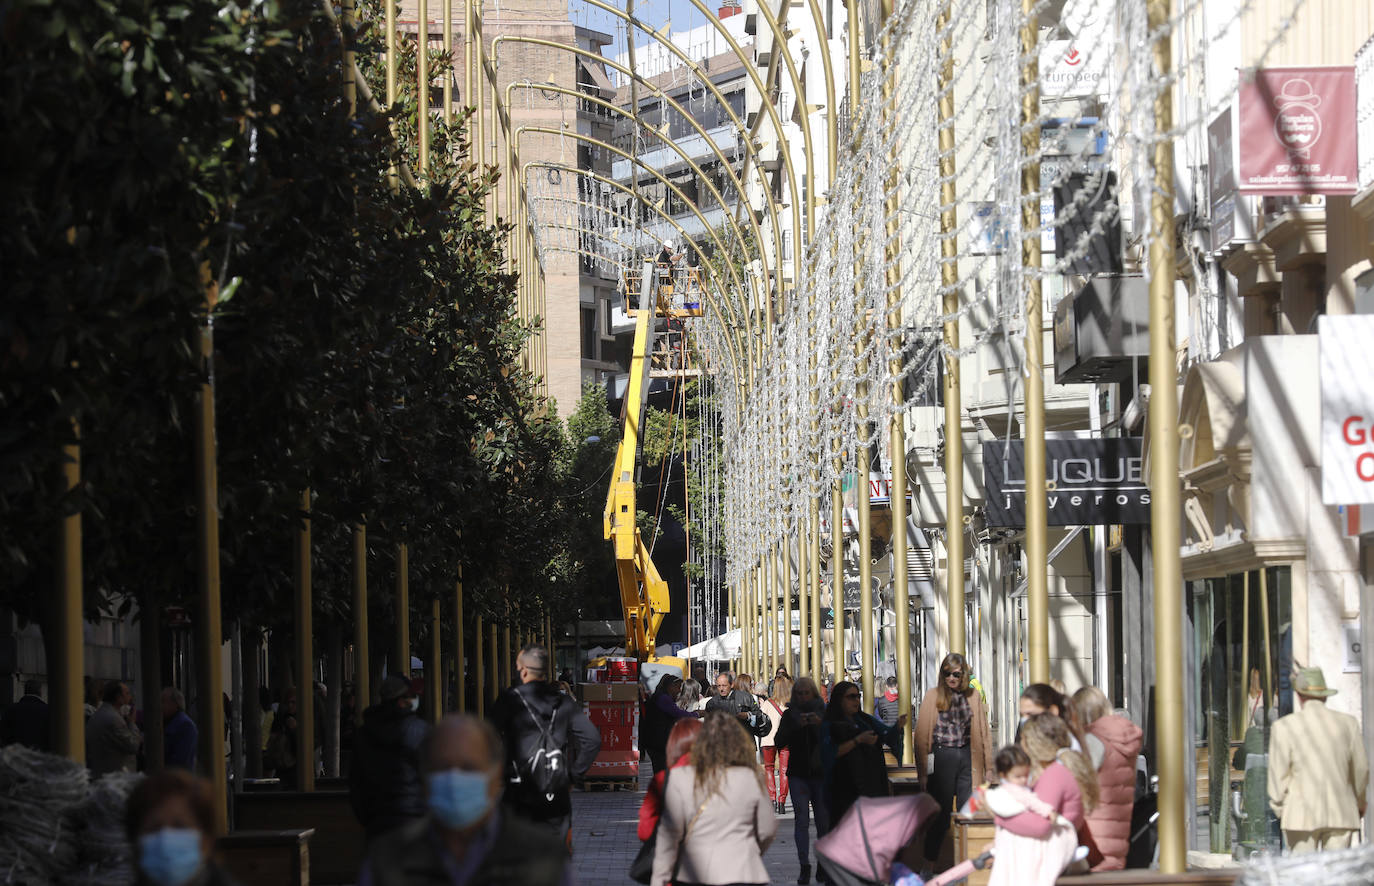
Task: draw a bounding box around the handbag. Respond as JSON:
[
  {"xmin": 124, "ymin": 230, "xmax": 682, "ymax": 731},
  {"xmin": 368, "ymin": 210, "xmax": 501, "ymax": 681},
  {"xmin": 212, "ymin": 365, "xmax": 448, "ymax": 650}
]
[
  {"xmin": 629, "ymin": 771, "xmax": 709, "ymax": 886},
  {"xmin": 629, "ymin": 770, "xmax": 668, "ymax": 884}
]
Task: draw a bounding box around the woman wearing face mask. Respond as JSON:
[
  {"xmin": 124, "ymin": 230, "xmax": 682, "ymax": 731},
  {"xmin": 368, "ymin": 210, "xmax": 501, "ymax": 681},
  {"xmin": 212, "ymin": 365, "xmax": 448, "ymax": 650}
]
[
  {"xmin": 126, "ymin": 770, "xmax": 240, "ymax": 886},
  {"xmin": 914, "ymin": 652, "xmax": 994, "ymax": 872}
]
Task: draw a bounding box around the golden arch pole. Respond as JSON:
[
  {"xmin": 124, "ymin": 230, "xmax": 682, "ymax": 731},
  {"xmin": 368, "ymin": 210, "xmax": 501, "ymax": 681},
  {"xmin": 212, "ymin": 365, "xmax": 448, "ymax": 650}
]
[
  {"xmin": 56, "ymin": 430, "xmax": 84, "ymax": 763},
  {"xmin": 429, "ymin": 599, "xmax": 442, "ymax": 722},
  {"xmin": 516, "ymin": 168, "xmax": 748, "ymax": 385},
  {"xmin": 1020, "ymin": 0, "xmax": 1049, "ymax": 685},
  {"xmin": 874, "ymin": 0, "xmax": 913, "ymax": 766},
  {"xmin": 511, "ymin": 127, "xmax": 753, "ymax": 334},
  {"xmin": 503, "ymin": 81, "xmax": 771, "ymax": 323},
  {"xmin": 294, "ymin": 489, "xmax": 314, "ymax": 792},
  {"xmin": 781, "ymin": 539, "xmax": 794, "ymax": 678},
  {"xmin": 395, "ymin": 543, "xmax": 410, "ymax": 677},
  {"xmin": 578, "ymin": 0, "xmax": 803, "ymax": 313},
  {"xmin": 474, "ymin": 614, "xmax": 486, "ymax": 717},
  {"xmin": 1147, "ymin": 0, "xmax": 1185, "ymax": 871},
  {"xmin": 352, "ymin": 523, "xmax": 369, "ymax": 715},
  {"xmin": 491, "ymin": 36, "xmax": 789, "ymax": 321},
  {"xmin": 937, "ymin": 5, "xmax": 965, "ymax": 658},
  {"xmin": 455, "ymin": 564, "xmax": 465, "ymax": 713},
  {"xmin": 498, "ymin": 89, "xmax": 768, "ymax": 372}
]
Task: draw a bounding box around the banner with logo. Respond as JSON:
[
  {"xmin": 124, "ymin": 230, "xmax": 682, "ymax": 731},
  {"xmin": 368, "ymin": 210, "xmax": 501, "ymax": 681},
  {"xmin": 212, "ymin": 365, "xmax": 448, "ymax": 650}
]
[
  {"xmin": 983, "ymin": 437, "xmax": 1150, "ymax": 527},
  {"xmin": 1320, "ymin": 315, "xmax": 1374, "ymax": 505},
  {"xmin": 1237, "ymin": 67, "xmax": 1357, "ymax": 195}
]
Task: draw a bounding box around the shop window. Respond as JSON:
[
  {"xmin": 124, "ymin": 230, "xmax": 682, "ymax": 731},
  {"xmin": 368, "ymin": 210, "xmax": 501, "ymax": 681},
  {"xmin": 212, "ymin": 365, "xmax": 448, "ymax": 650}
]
[{"xmin": 1188, "ymin": 566, "xmax": 1291, "ymax": 858}]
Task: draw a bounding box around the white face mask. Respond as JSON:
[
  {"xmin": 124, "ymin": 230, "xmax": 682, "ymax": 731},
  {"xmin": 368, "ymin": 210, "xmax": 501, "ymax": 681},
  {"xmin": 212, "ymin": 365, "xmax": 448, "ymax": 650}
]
[
  {"xmin": 119, "ymin": 704, "xmax": 132, "ymax": 718},
  {"xmin": 407, "ymin": 697, "xmax": 420, "ymax": 713}
]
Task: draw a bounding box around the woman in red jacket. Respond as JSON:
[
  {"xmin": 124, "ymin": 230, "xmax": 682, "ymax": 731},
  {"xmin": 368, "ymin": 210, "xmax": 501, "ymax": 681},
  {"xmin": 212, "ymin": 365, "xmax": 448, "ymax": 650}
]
[
  {"xmin": 637, "ymin": 717, "xmax": 703, "ymax": 839},
  {"xmin": 1071, "ymin": 686, "xmax": 1143, "ymax": 870}
]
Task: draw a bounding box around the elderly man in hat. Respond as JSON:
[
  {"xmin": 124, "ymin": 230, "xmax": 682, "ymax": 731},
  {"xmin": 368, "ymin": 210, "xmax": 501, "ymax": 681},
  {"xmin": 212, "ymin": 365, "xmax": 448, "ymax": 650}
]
[
  {"xmin": 350, "ymin": 673, "xmax": 432, "ymax": 841},
  {"xmin": 1267, "ymin": 666, "xmax": 1368, "ymax": 853}
]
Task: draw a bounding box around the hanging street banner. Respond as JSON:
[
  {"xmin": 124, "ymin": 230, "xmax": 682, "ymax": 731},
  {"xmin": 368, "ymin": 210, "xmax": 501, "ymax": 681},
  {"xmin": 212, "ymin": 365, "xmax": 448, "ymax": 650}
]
[
  {"xmin": 1320, "ymin": 315, "xmax": 1374, "ymax": 505},
  {"xmin": 1236, "ymin": 66, "xmax": 1357, "ymax": 195},
  {"xmin": 983, "ymin": 437, "xmax": 1150, "ymax": 527}
]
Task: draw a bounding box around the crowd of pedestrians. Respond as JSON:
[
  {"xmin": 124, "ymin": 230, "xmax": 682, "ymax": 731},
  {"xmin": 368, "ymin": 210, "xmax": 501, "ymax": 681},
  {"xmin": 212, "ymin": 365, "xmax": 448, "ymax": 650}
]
[{"xmin": 5, "ymin": 651, "xmax": 1368, "ymax": 886}]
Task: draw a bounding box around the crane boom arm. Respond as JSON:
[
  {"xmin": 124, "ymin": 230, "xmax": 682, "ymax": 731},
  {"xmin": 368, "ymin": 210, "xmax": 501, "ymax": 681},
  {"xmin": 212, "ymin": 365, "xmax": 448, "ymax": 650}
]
[{"xmin": 604, "ymin": 262, "xmax": 671, "ymax": 661}]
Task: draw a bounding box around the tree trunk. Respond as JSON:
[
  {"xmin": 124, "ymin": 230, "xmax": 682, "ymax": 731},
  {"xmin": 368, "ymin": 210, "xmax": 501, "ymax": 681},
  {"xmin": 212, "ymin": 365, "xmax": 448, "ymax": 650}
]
[
  {"xmin": 324, "ymin": 621, "xmax": 342, "ymax": 777},
  {"xmin": 243, "ymin": 628, "xmax": 262, "ymax": 778},
  {"xmin": 140, "ymin": 604, "xmax": 164, "ymax": 774}
]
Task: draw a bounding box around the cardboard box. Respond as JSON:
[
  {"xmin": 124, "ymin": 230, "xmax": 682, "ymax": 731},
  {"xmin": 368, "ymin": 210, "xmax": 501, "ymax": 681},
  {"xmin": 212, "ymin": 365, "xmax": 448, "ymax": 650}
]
[
  {"xmin": 577, "ymin": 683, "xmax": 641, "ymax": 703},
  {"xmin": 585, "ymin": 700, "xmax": 638, "ymax": 729}
]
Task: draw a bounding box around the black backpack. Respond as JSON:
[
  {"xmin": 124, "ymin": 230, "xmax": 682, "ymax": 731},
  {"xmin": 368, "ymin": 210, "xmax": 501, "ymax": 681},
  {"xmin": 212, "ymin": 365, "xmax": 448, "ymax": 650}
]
[{"xmin": 512, "ymin": 690, "xmax": 571, "ymax": 799}]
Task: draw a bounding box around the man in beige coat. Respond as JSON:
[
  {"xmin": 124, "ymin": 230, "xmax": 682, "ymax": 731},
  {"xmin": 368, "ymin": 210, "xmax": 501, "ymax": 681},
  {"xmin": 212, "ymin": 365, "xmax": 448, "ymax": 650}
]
[{"xmin": 1267, "ymin": 667, "xmax": 1368, "ymax": 853}]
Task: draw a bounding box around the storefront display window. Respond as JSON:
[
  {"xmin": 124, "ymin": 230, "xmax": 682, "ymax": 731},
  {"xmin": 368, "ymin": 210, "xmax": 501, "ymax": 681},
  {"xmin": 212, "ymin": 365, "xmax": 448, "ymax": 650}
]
[{"xmin": 1189, "ymin": 566, "xmax": 1292, "ymax": 858}]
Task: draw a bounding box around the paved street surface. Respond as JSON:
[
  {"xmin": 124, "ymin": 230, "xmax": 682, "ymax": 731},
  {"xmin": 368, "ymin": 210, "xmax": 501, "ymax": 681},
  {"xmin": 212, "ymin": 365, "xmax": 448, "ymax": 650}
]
[{"xmin": 571, "ymin": 762, "xmax": 809, "ymax": 885}]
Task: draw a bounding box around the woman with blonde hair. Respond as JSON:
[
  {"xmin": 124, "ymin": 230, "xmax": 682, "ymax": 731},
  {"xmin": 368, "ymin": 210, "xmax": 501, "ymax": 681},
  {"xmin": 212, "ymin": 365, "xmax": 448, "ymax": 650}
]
[
  {"xmin": 914, "ymin": 652, "xmax": 994, "ymax": 868},
  {"xmin": 1070, "ymin": 686, "xmax": 1141, "ymax": 870},
  {"xmin": 987, "ymin": 714, "xmax": 1098, "ymax": 886},
  {"xmin": 760, "ymin": 675, "xmax": 792, "ymax": 814},
  {"xmin": 651, "ymin": 711, "xmax": 777, "ymax": 886}
]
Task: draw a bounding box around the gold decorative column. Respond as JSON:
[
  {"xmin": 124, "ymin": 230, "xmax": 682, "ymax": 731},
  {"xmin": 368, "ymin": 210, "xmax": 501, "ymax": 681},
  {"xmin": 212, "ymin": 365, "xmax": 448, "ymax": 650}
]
[
  {"xmin": 1147, "ymin": 0, "xmax": 1184, "ymax": 870},
  {"xmin": 1020, "ymin": 0, "xmax": 1049, "ymax": 684}
]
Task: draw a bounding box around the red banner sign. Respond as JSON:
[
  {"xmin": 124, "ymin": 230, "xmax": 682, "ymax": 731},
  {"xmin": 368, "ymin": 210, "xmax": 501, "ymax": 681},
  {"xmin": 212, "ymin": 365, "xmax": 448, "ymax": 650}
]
[{"xmin": 1237, "ymin": 66, "xmax": 1357, "ymax": 195}]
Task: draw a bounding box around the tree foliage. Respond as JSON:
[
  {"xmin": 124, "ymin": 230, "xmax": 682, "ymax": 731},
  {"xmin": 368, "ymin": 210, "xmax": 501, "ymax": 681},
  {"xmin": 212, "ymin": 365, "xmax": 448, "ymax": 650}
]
[{"xmin": 0, "ymin": 0, "xmax": 600, "ymax": 647}]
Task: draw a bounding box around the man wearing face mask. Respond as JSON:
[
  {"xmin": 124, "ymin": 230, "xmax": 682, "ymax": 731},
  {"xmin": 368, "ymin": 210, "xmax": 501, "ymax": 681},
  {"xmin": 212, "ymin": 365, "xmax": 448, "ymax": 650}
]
[
  {"xmin": 358, "ymin": 714, "xmax": 572, "ymax": 886},
  {"xmin": 87, "ymin": 679, "xmax": 143, "ymax": 776},
  {"xmin": 350, "ymin": 673, "xmax": 432, "ymax": 841}
]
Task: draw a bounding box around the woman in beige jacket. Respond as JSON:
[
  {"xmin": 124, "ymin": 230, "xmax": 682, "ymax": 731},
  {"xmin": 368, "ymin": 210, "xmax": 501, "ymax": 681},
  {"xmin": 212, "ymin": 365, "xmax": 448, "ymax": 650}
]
[
  {"xmin": 914, "ymin": 652, "xmax": 995, "ymax": 868},
  {"xmin": 651, "ymin": 711, "xmax": 777, "ymax": 886}
]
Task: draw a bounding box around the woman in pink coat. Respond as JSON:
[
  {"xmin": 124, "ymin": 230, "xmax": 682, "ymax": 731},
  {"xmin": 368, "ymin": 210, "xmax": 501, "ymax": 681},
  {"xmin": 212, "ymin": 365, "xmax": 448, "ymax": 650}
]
[{"xmin": 1071, "ymin": 686, "xmax": 1143, "ymax": 870}]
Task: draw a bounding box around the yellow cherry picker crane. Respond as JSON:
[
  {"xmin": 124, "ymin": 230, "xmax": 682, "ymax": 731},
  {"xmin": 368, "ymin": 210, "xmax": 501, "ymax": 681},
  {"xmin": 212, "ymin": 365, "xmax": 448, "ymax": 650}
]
[{"xmin": 600, "ymin": 257, "xmax": 705, "ymax": 682}]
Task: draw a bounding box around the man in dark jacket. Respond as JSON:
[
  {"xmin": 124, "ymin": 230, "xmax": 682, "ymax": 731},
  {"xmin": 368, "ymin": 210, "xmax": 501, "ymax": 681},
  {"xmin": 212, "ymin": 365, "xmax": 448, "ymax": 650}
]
[
  {"xmin": 0, "ymin": 679, "xmax": 50, "ymax": 752},
  {"xmin": 489, "ymin": 645, "xmax": 600, "ymax": 844},
  {"xmin": 161, "ymin": 686, "xmax": 198, "ymax": 769},
  {"xmin": 357, "ymin": 714, "xmax": 570, "ymax": 886},
  {"xmin": 705, "ymin": 671, "xmax": 767, "ymax": 738},
  {"xmin": 350, "ymin": 673, "xmax": 432, "ymax": 841}
]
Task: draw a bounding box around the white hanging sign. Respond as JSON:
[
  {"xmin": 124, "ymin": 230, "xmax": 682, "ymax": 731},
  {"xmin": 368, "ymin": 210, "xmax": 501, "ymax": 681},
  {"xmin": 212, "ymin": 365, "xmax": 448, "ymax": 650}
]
[
  {"xmin": 1039, "ymin": 42, "xmax": 1108, "ymax": 99},
  {"xmin": 1320, "ymin": 315, "xmax": 1374, "ymax": 504}
]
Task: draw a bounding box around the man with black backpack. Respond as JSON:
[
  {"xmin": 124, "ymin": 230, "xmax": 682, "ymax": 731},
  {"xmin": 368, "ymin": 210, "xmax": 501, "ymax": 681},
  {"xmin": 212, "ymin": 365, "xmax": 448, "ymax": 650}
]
[{"xmin": 489, "ymin": 644, "xmax": 601, "ymax": 846}]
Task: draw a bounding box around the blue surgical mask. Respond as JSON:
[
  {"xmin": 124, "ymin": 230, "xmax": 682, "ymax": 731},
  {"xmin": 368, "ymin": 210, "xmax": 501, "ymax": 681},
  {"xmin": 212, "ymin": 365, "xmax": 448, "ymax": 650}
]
[
  {"xmin": 427, "ymin": 769, "xmax": 493, "ymax": 829},
  {"xmin": 138, "ymin": 828, "xmax": 204, "ymax": 886}
]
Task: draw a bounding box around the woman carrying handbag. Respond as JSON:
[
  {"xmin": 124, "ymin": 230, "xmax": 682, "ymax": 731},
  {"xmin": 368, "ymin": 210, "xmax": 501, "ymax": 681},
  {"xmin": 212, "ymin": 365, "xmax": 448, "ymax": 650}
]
[{"xmin": 650, "ymin": 711, "xmax": 777, "ymax": 886}]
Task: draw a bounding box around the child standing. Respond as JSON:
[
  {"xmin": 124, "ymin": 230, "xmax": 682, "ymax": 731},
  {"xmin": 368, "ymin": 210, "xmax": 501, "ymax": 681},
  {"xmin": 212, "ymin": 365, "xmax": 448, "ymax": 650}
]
[{"xmin": 984, "ymin": 745, "xmax": 1079, "ymax": 886}]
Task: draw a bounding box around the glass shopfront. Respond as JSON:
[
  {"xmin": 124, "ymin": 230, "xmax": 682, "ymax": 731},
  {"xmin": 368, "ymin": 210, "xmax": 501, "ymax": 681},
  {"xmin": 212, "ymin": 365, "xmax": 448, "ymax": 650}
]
[{"xmin": 1188, "ymin": 566, "xmax": 1293, "ymax": 858}]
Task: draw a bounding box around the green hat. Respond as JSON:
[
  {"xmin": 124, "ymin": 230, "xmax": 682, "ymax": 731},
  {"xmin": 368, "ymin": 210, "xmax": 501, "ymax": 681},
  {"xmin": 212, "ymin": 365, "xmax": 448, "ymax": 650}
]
[{"xmin": 1293, "ymin": 667, "xmax": 1337, "ymax": 698}]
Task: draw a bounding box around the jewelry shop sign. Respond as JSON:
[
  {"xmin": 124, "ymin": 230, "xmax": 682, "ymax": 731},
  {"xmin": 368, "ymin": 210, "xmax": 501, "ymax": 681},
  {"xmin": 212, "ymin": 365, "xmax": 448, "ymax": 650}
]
[
  {"xmin": 983, "ymin": 437, "xmax": 1150, "ymax": 528},
  {"xmin": 1320, "ymin": 315, "xmax": 1374, "ymax": 505},
  {"xmin": 1237, "ymin": 66, "xmax": 1357, "ymax": 195}
]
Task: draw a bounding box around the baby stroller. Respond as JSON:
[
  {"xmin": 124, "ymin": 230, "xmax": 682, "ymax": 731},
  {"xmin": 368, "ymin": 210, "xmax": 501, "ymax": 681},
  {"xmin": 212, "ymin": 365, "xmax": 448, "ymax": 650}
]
[{"xmin": 815, "ymin": 795, "xmax": 939, "ymax": 886}]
